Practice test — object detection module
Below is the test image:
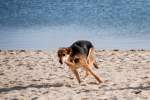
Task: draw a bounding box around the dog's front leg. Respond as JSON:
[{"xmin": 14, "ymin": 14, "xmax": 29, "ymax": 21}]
[
  {"xmin": 65, "ymin": 60, "xmax": 75, "ymax": 67},
  {"xmin": 65, "ymin": 61, "xmax": 81, "ymax": 84},
  {"xmin": 71, "ymin": 69, "xmax": 81, "ymax": 83}
]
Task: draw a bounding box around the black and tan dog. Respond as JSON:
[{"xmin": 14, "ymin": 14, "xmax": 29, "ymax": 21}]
[{"xmin": 57, "ymin": 40, "xmax": 103, "ymax": 84}]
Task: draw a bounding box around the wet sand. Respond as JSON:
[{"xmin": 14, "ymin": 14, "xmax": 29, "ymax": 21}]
[{"xmin": 0, "ymin": 50, "xmax": 150, "ymax": 100}]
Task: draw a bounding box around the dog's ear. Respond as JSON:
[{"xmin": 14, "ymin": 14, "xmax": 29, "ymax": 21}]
[{"xmin": 66, "ymin": 48, "xmax": 72, "ymax": 54}]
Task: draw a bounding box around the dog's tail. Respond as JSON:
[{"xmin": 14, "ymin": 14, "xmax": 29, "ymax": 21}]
[{"xmin": 93, "ymin": 62, "xmax": 99, "ymax": 69}]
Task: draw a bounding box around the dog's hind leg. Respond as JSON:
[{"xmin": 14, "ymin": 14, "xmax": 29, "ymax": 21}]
[
  {"xmin": 87, "ymin": 48, "xmax": 95, "ymax": 64},
  {"xmin": 87, "ymin": 48, "xmax": 99, "ymax": 69},
  {"xmin": 83, "ymin": 65, "xmax": 103, "ymax": 84},
  {"xmin": 87, "ymin": 68, "xmax": 102, "ymax": 83}
]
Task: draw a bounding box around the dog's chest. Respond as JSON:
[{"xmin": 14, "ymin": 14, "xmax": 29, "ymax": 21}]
[{"xmin": 69, "ymin": 57, "xmax": 83, "ymax": 68}]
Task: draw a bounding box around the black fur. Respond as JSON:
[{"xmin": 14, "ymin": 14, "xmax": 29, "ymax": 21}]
[{"xmin": 69, "ymin": 40, "xmax": 94, "ymax": 58}]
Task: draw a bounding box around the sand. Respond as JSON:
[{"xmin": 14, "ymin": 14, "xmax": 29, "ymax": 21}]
[{"xmin": 0, "ymin": 50, "xmax": 150, "ymax": 100}]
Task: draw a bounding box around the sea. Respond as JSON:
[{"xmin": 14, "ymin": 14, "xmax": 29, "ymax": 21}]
[{"xmin": 0, "ymin": 0, "xmax": 150, "ymax": 50}]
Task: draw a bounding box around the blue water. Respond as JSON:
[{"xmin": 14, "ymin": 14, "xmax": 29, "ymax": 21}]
[{"xmin": 0, "ymin": 0, "xmax": 150, "ymax": 50}]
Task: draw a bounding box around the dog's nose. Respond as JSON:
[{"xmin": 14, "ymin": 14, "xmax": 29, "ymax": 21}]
[{"xmin": 59, "ymin": 60, "xmax": 63, "ymax": 64}]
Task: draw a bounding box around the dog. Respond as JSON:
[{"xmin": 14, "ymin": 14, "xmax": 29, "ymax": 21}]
[{"xmin": 57, "ymin": 40, "xmax": 102, "ymax": 84}]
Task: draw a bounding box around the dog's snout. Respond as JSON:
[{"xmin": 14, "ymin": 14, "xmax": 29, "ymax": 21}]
[{"xmin": 59, "ymin": 60, "xmax": 63, "ymax": 64}]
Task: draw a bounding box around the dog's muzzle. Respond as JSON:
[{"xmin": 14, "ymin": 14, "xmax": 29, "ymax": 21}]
[
  {"xmin": 59, "ymin": 55, "xmax": 69, "ymax": 64},
  {"xmin": 59, "ymin": 59, "xmax": 63, "ymax": 64}
]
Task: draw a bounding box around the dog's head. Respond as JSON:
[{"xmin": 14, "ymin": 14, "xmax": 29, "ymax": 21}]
[{"xmin": 57, "ymin": 48, "xmax": 72, "ymax": 64}]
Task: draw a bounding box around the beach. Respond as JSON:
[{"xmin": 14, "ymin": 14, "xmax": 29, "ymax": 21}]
[{"xmin": 0, "ymin": 50, "xmax": 150, "ymax": 100}]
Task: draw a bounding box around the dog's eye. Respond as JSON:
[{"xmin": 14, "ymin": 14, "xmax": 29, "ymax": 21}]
[{"xmin": 63, "ymin": 54, "xmax": 65, "ymax": 56}]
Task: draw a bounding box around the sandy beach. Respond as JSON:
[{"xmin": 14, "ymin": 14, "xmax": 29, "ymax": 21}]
[{"xmin": 0, "ymin": 50, "xmax": 150, "ymax": 100}]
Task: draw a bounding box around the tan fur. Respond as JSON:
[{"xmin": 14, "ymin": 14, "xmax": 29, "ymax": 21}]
[{"xmin": 57, "ymin": 48, "xmax": 103, "ymax": 84}]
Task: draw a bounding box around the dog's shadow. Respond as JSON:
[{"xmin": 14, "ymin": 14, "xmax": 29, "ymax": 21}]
[
  {"xmin": 0, "ymin": 82, "xmax": 150, "ymax": 93},
  {"xmin": 105, "ymin": 85, "xmax": 150, "ymax": 91},
  {"xmin": 0, "ymin": 83, "xmax": 63, "ymax": 93}
]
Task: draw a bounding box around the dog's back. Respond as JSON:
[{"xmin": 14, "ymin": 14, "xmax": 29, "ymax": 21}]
[{"xmin": 70, "ymin": 40, "xmax": 94, "ymax": 58}]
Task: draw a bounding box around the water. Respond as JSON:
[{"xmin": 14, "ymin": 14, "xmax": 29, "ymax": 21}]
[{"xmin": 0, "ymin": 0, "xmax": 150, "ymax": 50}]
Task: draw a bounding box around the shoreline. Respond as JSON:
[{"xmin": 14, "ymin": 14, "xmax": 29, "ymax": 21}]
[{"xmin": 0, "ymin": 48, "xmax": 149, "ymax": 52}]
